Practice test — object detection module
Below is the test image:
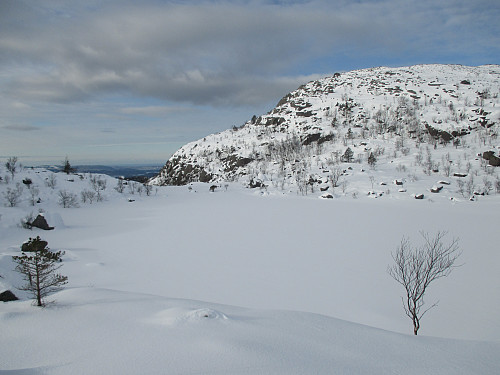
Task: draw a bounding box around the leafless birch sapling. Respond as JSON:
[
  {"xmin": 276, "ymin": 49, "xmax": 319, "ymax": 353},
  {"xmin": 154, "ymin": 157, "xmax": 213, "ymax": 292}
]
[
  {"xmin": 5, "ymin": 156, "xmax": 18, "ymax": 180},
  {"xmin": 388, "ymin": 231, "xmax": 461, "ymax": 335}
]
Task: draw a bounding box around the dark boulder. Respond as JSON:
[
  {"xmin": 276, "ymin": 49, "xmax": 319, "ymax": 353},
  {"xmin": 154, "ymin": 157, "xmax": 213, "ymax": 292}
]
[
  {"xmin": 248, "ymin": 178, "xmax": 266, "ymax": 189},
  {"xmin": 425, "ymin": 124, "xmax": 452, "ymax": 143},
  {"xmin": 318, "ymin": 134, "xmax": 334, "ymax": 145},
  {"xmin": 430, "ymin": 186, "xmax": 443, "ymax": 193},
  {"xmin": 0, "ymin": 290, "xmax": 18, "ymax": 302},
  {"xmin": 300, "ymin": 132, "xmax": 334, "ymax": 146},
  {"xmin": 29, "ymin": 214, "xmax": 54, "ymax": 231},
  {"xmin": 222, "ymin": 155, "xmax": 253, "ymax": 173},
  {"xmin": 482, "ymin": 151, "xmax": 500, "ymax": 167},
  {"xmin": 265, "ymin": 117, "xmax": 286, "ymax": 126},
  {"xmin": 296, "ymin": 110, "xmax": 314, "ymax": 117},
  {"xmin": 451, "ymin": 129, "xmax": 469, "ymax": 137},
  {"xmin": 21, "ymin": 237, "xmax": 49, "ymax": 252},
  {"xmin": 302, "ymin": 133, "xmax": 321, "ymax": 146}
]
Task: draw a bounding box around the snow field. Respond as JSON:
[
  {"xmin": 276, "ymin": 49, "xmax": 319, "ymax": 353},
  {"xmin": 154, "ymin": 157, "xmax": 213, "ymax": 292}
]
[
  {"xmin": 1, "ymin": 287, "xmax": 499, "ymax": 375},
  {"xmin": 0, "ymin": 165, "xmax": 499, "ymax": 374}
]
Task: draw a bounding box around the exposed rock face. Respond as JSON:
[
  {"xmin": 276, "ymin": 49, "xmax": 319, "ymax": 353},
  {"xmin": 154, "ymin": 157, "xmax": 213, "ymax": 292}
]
[
  {"xmin": 155, "ymin": 156, "xmax": 212, "ymax": 186},
  {"xmin": 150, "ymin": 64, "xmax": 500, "ymax": 187},
  {"xmin": 424, "ymin": 124, "xmax": 453, "ymax": 144}
]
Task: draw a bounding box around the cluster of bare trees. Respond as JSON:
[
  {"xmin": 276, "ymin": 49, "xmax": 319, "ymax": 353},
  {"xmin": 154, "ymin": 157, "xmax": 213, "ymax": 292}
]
[{"xmin": 1, "ymin": 157, "xmax": 158, "ymax": 208}]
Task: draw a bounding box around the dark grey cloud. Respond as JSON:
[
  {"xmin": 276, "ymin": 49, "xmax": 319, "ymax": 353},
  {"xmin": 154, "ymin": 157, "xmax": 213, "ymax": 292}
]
[
  {"xmin": 2, "ymin": 124, "xmax": 40, "ymax": 131},
  {"xmin": 120, "ymin": 105, "xmax": 191, "ymax": 116},
  {"xmin": 1, "ymin": 0, "xmax": 498, "ymax": 107}
]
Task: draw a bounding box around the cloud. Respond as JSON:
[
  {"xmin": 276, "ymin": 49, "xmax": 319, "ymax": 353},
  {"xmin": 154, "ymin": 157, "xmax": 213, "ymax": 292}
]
[
  {"xmin": 2, "ymin": 124, "xmax": 40, "ymax": 131},
  {"xmin": 1, "ymin": 0, "xmax": 498, "ymax": 108},
  {"xmin": 88, "ymin": 141, "xmax": 179, "ymax": 148},
  {"xmin": 120, "ymin": 105, "xmax": 191, "ymax": 116}
]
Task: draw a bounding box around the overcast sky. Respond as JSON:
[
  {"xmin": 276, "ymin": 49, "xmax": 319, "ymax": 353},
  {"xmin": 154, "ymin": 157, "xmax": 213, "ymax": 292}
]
[{"xmin": 1, "ymin": 0, "xmax": 499, "ymax": 165}]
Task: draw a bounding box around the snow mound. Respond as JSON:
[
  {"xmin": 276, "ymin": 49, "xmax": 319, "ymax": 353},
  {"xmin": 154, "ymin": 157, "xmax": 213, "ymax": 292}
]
[
  {"xmin": 150, "ymin": 307, "xmax": 229, "ymax": 326},
  {"xmin": 44, "ymin": 212, "xmax": 65, "ymax": 229},
  {"xmin": 186, "ymin": 307, "xmax": 229, "ymax": 321}
]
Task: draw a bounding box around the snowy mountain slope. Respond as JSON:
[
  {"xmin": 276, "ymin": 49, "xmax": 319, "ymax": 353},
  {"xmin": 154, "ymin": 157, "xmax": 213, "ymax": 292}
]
[
  {"xmin": 1, "ymin": 164, "xmax": 500, "ymax": 373},
  {"xmin": 151, "ymin": 64, "xmax": 500, "ymax": 201}
]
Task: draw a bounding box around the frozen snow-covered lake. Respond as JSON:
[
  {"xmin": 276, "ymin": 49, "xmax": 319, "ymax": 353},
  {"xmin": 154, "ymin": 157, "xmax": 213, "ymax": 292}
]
[{"xmin": 1, "ymin": 169, "xmax": 499, "ymax": 374}]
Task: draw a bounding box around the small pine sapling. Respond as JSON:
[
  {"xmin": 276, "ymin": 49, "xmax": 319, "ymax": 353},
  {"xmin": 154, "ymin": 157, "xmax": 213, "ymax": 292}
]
[{"xmin": 12, "ymin": 236, "xmax": 68, "ymax": 307}]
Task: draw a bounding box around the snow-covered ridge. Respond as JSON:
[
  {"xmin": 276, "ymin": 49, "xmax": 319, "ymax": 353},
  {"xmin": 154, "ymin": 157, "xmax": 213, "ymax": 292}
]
[{"xmin": 151, "ymin": 64, "xmax": 500, "ymax": 200}]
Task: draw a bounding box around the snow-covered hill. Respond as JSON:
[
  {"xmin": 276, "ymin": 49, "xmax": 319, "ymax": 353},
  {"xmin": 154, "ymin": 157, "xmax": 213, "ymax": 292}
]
[
  {"xmin": 1, "ymin": 162, "xmax": 499, "ymax": 373},
  {"xmin": 152, "ymin": 64, "xmax": 500, "ymax": 202}
]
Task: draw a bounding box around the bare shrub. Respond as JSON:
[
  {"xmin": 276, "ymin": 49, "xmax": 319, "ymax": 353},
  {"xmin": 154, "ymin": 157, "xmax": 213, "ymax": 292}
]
[
  {"xmin": 81, "ymin": 189, "xmax": 97, "ymax": 204},
  {"xmin": 388, "ymin": 231, "xmax": 461, "ymax": 335},
  {"xmin": 5, "ymin": 156, "xmax": 19, "ymax": 180},
  {"xmin": 29, "ymin": 187, "xmax": 40, "ymax": 206},
  {"xmin": 58, "ymin": 190, "xmax": 79, "ymax": 208},
  {"xmin": 90, "ymin": 176, "xmax": 107, "ymax": 201},
  {"xmin": 3, "ymin": 183, "xmax": 23, "ymax": 207},
  {"xmin": 45, "ymin": 174, "xmax": 57, "ymax": 189},
  {"xmin": 115, "ymin": 179, "xmax": 125, "ymax": 193}
]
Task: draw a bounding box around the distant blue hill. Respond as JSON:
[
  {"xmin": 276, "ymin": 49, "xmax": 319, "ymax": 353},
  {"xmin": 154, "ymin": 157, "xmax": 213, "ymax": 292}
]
[{"xmin": 38, "ymin": 164, "xmax": 162, "ymax": 179}]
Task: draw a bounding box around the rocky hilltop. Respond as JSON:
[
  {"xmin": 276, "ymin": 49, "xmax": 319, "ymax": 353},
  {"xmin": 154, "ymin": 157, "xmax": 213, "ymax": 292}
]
[{"xmin": 151, "ymin": 64, "xmax": 500, "ymax": 198}]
